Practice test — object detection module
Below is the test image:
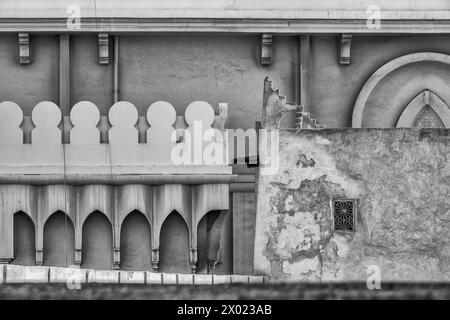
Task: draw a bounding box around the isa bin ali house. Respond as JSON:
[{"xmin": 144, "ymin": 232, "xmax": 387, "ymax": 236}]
[{"xmin": 1, "ymin": 0, "xmax": 450, "ymax": 283}]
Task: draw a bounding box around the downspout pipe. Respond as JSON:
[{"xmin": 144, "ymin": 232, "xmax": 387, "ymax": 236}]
[{"xmin": 113, "ymin": 35, "xmax": 119, "ymax": 103}]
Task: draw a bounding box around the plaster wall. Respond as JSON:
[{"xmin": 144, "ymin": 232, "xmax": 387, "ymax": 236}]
[
  {"xmin": 119, "ymin": 34, "xmax": 296, "ymax": 129},
  {"xmin": 255, "ymin": 128, "xmax": 450, "ymax": 281},
  {"xmin": 4, "ymin": 34, "xmax": 450, "ymax": 129},
  {"xmin": 309, "ymin": 35, "xmax": 450, "ymax": 128}
]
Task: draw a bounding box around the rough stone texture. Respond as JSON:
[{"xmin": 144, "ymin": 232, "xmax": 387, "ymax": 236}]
[
  {"xmin": 0, "ymin": 265, "xmax": 4, "ymax": 284},
  {"xmin": 146, "ymin": 272, "xmax": 163, "ymax": 284},
  {"xmin": 49, "ymin": 266, "xmax": 87, "ymax": 284},
  {"xmin": 1, "ymin": 265, "xmax": 265, "ymax": 284},
  {"xmin": 177, "ymin": 274, "xmax": 194, "ymax": 285},
  {"xmin": 6, "ymin": 265, "xmax": 49, "ymax": 283},
  {"xmin": 212, "ymin": 275, "xmax": 231, "ymax": 284},
  {"xmin": 119, "ymin": 271, "xmax": 146, "ymax": 284},
  {"xmin": 231, "ymin": 275, "xmax": 249, "ymax": 283},
  {"xmin": 162, "ymin": 273, "xmax": 177, "ymax": 284},
  {"xmin": 193, "ymin": 274, "xmax": 213, "ymax": 285},
  {"xmin": 255, "ymin": 128, "xmax": 450, "ymax": 281},
  {"xmin": 87, "ymin": 270, "xmax": 119, "ymax": 284}
]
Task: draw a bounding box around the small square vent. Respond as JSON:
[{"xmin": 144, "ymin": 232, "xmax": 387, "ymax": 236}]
[{"xmin": 332, "ymin": 199, "xmax": 356, "ymax": 232}]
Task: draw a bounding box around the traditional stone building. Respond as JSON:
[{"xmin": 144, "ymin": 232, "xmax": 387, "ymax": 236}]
[{"xmin": 1, "ymin": 0, "xmax": 450, "ymax": 283}]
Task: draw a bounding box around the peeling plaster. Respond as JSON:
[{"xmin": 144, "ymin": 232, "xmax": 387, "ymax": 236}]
[{"xmin": 255, "ymin": 129, "xmax": 450, "ymax": 282}]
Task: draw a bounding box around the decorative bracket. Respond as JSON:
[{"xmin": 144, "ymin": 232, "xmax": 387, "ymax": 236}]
[
  {"xmin": 18, "ymin": 33, "xmax": 30, "ymax": 65},
  {"xmin": 339, "ymin": 34, "xmax": 352, "ymax": 65},
  {"xmin": 98, "ymin": 33, "xmax": 110, "ymax": 65},
  {"xmin": 260, "ymin": 34, "xmax": 273, "ymax": 66}
]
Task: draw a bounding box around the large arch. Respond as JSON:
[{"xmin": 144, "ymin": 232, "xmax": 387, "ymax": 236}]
[
  {"xmin": 43, "ymin": 211, "xmax": 75, "ymax": 267},
  {"xmin": 13, "ymin": 211, "xmax": 35, "ymax": 265},
  {"xmin": 81, "ymin": 211, "xmax": 113, "ymax": 270},
  {"xmin": 352, "ymin": 52, "xmax": 450, "ymax": 128},
  {"xmin": 159, "ymin": 210, "xmax": 190, "ymax": 274},
  {"xmin": 120, "ymin": 210, "xmax": 152, "ymax": 271}
]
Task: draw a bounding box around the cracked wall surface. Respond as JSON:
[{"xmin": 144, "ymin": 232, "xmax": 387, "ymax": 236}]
[{"xmin": 254, "ymin": 128, "xmax": 450, "ymax": 281}]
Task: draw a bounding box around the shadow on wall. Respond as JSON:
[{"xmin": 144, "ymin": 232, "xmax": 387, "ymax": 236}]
[
  {"xmin": 81, "ymin": 211, "xmax": 113, "ymax": 270},
  {"xmin": 43, "ymin": 211, "xmax": 75, "ymax": 267},
  {"xmin": 120, "ymin": 210, "xmax": 152, "ymax": 271},
  {"xmin": 159, "ymin": 211, "xmax": 190, "ymax": 274},
  {"xmin": 13, "ymin": 211, "xmax": 35, "ymax": 266}
]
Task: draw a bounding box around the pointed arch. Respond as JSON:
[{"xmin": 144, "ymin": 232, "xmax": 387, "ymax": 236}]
[
  {"xmin": 43, "ymin": 211, "xmax": 75, "ymax": 267},
  {"xmin": 397, "ymin": 90, "xmax": 450, "ymax": 128},
  {"xmin": 13, "ymin": 211, "xmax": 35, "ymax": 265},
  {"xmin": 120, "ymin": 210, "xmax": 152, "ymax": 271},
  {"xmin": 159, "ymin": 210, "xmax": 190, "ymax": 274},
  {"xmin": 81, "ymin": 210, "xmax": 113, "ymax": 270}
]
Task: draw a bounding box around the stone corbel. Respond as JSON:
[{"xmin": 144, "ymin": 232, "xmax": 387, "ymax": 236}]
[
  {"xmin": 98, "ymin": 33, "xmax": 110, "ymax": 65},
  {"xmin": 18, "ymin": 33, "xmax": 30, "ymax": 65},
  {"xmin": 152, "ymin": 248, "xmax": 159, "ymax": 272},
  {"xmin": 339, "ymin": 34, "xmax": 352, "ymax": 65},
  {"xmin": 260, "ymin": 34, "xmax": 273, "ymax": 66}
]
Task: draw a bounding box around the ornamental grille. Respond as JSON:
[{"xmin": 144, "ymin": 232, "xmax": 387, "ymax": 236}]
[
  {"xmin": 413, "ymin": 106, "xmax": 444, "ymax": 128},
  {"xmin": 332, "ymin": 199, "xmax": 355, "ymax": 231}
]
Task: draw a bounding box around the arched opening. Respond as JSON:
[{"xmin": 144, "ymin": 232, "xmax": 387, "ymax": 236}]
[
  {"xmin": 196, "ymin": 210, "xmax": 232, "ymax": 275},
  {"xmin": 13, "ymin": 211, "xmax": 35, "ymax": 265},
  {"xmin": 159, "ymin": 211, "xmax": 190, "ymax": 273},
  {"xmin": 120, "ymin": 210, "xmax": 152, "ymax": 271},
  {"xmin": 43, "ymin": 211, "xmax": 75, "ymax": 267},
  {"xmin": 82, "ymin": 211, "xmax": 113, "ymax": 270}
]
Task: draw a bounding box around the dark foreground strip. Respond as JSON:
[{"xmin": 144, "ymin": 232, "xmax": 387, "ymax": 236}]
[
  {"xmin": 0, "ymin": 298, "xmax": 443, "ymax": 320},
  {"xmin": 0, "ymin": 282, "xmax": 450, "ymax": 300}
]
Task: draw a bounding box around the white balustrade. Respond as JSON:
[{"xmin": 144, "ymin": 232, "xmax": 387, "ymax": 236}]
[{"xmin": 0, "ymin": 100, "xmax": 230, "ymax": 176}]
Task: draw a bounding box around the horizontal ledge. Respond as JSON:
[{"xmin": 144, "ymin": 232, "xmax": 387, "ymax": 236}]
[
  {"xmin": 0, "ymin": 174, "xmax": 237, "ymax": 185},
  {"xmin": 2, "ymin": 9, "xmax": 450, "ymax": 20},
  {"xmin": 2, "ymin": 18, "xmax": 450, "ymax": 34}
]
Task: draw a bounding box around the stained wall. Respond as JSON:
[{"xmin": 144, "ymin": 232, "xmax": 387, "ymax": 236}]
[{"xmin": 255, "ymin": 128, "xmax": 450, "ymax": 281}]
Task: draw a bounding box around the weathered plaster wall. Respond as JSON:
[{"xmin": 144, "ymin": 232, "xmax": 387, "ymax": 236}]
[
  {"xmin": 255, "ymin": 128, "xmax": 450, "ymax": 281},
  {"xmin": 70, "ymin": 35, "xmax": 114, "ymax": 113},
  {"xmin": 120, "ymin": 34, "xmax": 296, "ymax": 129}
]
